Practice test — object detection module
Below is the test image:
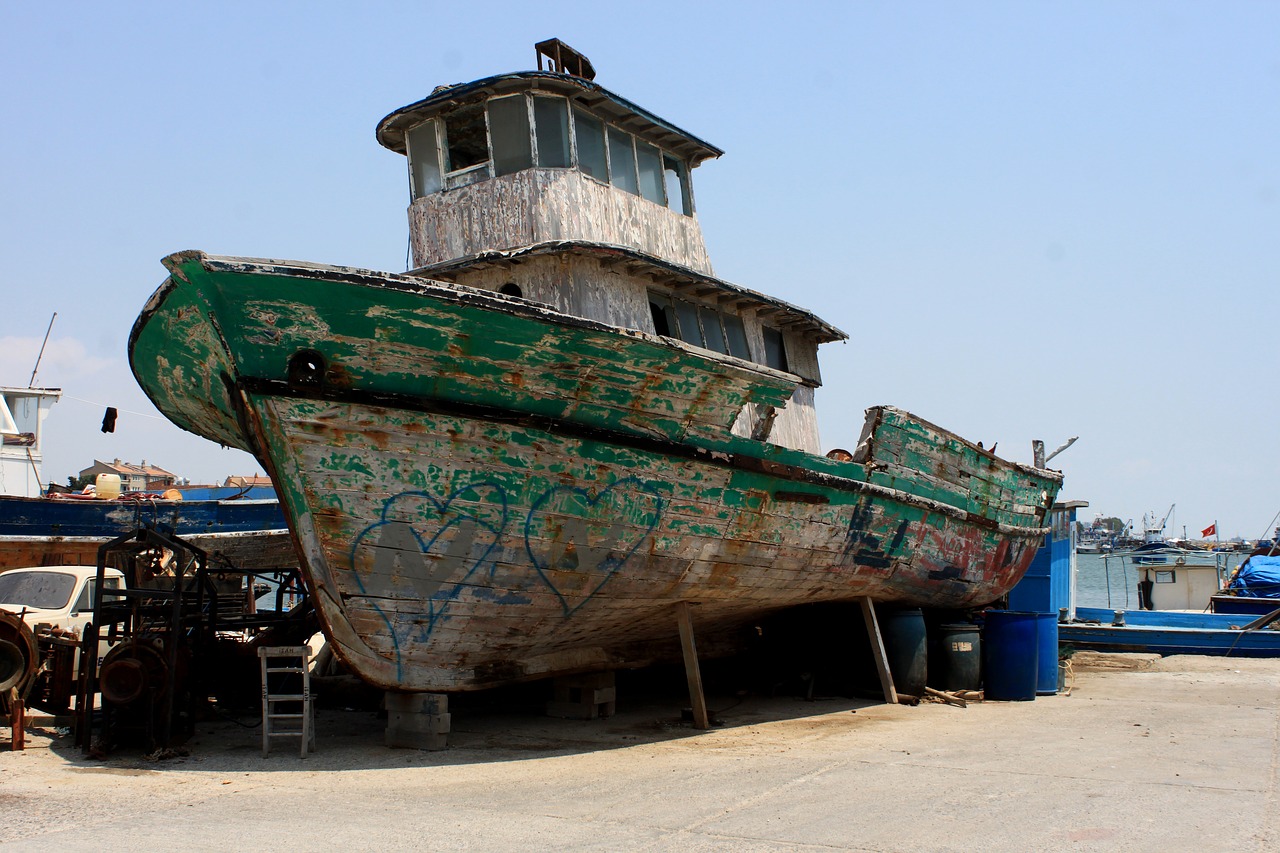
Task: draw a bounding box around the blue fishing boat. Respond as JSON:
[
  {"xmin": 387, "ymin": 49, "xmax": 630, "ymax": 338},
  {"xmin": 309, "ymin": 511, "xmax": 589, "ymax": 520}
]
[
  {"xmin": 1210, "ymin": 553, "xmax": 1280, "ymax": 615},
  {"xmin": 0, "ymin": 491, "xmax": 296, "ymax": 571},
  {"xmin": 1060, "ymin": 606, "xmax": 1280, "ymax": 658}
]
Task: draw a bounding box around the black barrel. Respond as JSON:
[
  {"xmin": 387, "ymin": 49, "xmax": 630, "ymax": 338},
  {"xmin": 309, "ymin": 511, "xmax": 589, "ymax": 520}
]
[
  {"xmin": 932, "ymin": 623, "xmax": 982, "ymax": 692},
  {"xmin": 883, "ymin": 608, "xmax": 928, "ymax": 697}
]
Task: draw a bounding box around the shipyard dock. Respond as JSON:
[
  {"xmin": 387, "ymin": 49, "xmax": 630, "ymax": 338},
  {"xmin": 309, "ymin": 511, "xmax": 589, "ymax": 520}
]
[{"xmin": 3, "ymin": 653, "xmax": 1277, "ymax": 852}]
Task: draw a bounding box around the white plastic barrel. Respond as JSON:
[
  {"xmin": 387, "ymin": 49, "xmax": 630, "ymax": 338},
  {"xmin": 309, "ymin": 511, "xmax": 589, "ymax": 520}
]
[{"xmin": 95, "ymin": 473, "xmax": 122, "ymax": 500}]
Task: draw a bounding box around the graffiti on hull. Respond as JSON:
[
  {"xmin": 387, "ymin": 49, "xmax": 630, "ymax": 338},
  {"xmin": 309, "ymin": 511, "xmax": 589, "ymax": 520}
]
[
  {"xmin": 524, "ymin": 476, "xmax": 665, "ymax": 617},
  {"xmin": 348, "ymin": 476, "xmax": 666, "ymax": 663}
]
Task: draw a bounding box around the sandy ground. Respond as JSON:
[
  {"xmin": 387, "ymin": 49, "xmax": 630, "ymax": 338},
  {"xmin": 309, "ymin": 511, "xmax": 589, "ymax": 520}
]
[{"xmin": 2, "ymin": 653, "xmax": 1278, "ymax": 852}]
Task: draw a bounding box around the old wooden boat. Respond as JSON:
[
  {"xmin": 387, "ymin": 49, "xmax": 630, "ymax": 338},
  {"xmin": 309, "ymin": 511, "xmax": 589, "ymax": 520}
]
[{"xmin": 128, "ymin": 41, "xmax": 1063, "ymax": 693}]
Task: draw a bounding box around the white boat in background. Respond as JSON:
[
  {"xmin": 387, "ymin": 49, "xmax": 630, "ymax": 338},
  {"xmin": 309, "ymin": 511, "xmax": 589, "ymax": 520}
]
[{"xmin": 1, "ymin": 385, "xmax": 62, "ymax": 499}]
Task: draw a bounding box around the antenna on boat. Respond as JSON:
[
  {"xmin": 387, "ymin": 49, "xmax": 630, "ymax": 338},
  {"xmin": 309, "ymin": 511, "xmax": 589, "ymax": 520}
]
[{"xmin": 28, "ymin": 312, "xmax": 56, "ymax": 388}]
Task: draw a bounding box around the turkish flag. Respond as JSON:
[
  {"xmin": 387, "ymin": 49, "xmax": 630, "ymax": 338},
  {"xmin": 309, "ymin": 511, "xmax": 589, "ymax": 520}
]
[{"xmin": 1201, "ymin": 523, "xmax": 1216, "ymax": 537}]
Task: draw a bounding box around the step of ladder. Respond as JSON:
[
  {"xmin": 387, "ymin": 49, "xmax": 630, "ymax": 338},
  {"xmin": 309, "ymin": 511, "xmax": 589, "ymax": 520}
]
[{"xmin": 259, "ymin": 645, "xmax": 315, "ymax": 758}]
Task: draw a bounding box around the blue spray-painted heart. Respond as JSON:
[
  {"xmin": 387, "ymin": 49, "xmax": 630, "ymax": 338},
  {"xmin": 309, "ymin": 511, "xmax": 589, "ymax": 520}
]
[
  {"xmin": 524, "ymin": 476, "xmax": 665, "ymax": 617},
  {"xmin": 348, "ymin": 481, "xmax": 509, "ymax": 675}
]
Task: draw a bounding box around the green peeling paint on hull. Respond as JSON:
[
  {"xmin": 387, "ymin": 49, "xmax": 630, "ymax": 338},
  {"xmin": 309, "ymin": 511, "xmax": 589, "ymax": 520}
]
[{"xmin": 130, "ymin": 251, "xmax": 1063, "ymax": 692}]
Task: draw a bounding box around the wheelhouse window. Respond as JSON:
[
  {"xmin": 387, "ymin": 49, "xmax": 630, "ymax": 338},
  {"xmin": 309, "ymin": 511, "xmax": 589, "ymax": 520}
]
[
  {"xmin": 487, "ymin": 95, "xmax": 532, "ymax": 177},
  {"xmin": 608, "ymin": 128, "xmax": 639, "ymax": 195},
  {"xmin": 406, "ymin": 119, "xmax": 443, "ymax": 198},
  {"xmin": 664, "ymin": 155, "xmax": 692, "ymax": 216},
  {"xmin": 574, "ymin": 109, "xmax": 607, "ymax": 181},
  {"xmin": 443, "ymin": 102, "xmax": 489, "ymax": 179},
  {"xmin": 636, "ymin": 142, "xmax": 665, "ymax": 205},
  {"xmin": 403, "ymin": 92, "xmax": 696, "ymax": 216},
  {"xmin": 534, "ymin": 96, "xmax": 571, "ymax": 168}
]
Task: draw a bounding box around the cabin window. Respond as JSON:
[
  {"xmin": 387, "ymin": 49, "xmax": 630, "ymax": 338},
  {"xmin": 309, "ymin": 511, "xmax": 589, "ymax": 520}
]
[
  {"xmin": 650, "ymin": 292, "xmax": 746, "ymax": 359},
  {"xmin": 406, "ymin": 119, "xmax": 443, "ymax": 198},
  {"xmin": 664, "ymin": 155, "xmax": 692, "ymax": 215},
  {"xmin": 648, "ymin": 292, "xmax": 791, "ymax": 370},
  {"xmin": 574, "ymin": 109, "xmax": 607, "ymax": 181},
  {"xmin": 407, "ymin": 95, "xmax": 696, "ymax": 214},
  {"xmin": 636, "ymin": 142, "xmax": 665, "ymax": 205},
  {"xmin": 722, "ymin": 314, "xmax": 750, "ymax": 360},
  {"xmin": 697, "ymin": 306, "xmax": 727, "ymax": 354},
  {"xmin": 673, "ymin": 300, "xmax": 701, "ymax": 346},
  {"xmin": 534, "ymin": 96, "xmax": 571, "ymax": 168},
  {"xmin": 608, "ymin": 128, "xmax": 639, "ymax": 195},
  {"xmin": 499, "ymin": 282, "xmax": 523, "ymax": 298},
  {"xmin": 762, "ymin": 327, "xmax": 789, "ymax": 372},
  {"xmin": 488, "ymin": 95, "xmax": 533, "ymax": 177},
  {"xmin": 649, "ymin": 297, "xmax": 676, "ymax": 337}
]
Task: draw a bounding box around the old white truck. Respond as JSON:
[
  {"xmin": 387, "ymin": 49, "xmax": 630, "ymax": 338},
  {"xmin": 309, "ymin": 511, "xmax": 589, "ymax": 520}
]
[{"xmin": 0, "ymin": 565, "xmax": 125, "ymax": 636}]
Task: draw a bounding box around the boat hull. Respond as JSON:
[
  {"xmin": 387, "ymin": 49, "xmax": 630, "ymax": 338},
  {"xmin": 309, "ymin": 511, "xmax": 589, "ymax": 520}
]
[
  {"xmin": 0, "ymin": 494, "xmax": 295, "ymax": 572},
  {"xmin": 1061, "ymin": 607, "xmax": 1280, "ymax": 658},
  {"xmin": 130, "ymin": 252, "xmax": 1062, "ymax": 692}
]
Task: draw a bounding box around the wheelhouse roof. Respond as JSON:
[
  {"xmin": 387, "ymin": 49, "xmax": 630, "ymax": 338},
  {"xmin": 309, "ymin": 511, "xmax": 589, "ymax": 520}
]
[
  {"xmin": 376, "ymin": 72, "xmax": 724, "ymax": 166},
  {"xmin": 411, "ymin": 241, "xmax": 848, "ymax": 344}
]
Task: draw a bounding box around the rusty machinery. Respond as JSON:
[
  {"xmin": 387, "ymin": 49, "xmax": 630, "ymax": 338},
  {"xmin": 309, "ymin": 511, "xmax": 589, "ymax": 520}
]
[
  {"xmin": 76, "ymin": 526, "xmax": 314, "ymax": 754},
  {"xmin": 77, "ymin": 527, "xmax": 211, "ymax": 752},
  {"xmin": 1, "ymin": 610, "xmax": 39, "ymax": 746}
]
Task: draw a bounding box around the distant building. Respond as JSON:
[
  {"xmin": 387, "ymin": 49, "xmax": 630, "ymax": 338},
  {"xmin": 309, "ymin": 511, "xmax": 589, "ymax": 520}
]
[
  {"xmin": 78, "ymin": 458, "xmax": 177, "ymax": 492},
  {"xmin": 224, "ymin": 474, "xmax": 272, "ymax": 488}
]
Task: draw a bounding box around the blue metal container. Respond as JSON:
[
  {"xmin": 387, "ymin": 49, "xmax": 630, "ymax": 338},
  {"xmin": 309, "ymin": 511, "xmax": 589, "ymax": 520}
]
[
  {"xmin": 982, "ymin": 610, "xmax": 1038, "ymax": 701},
  {"xmin": 883, "ymin": 608, "xmax": 928, "ymax": 697},
  {"xmin": 1034, "ymin": 612, "xmax": 1059, "ymax": 695}
]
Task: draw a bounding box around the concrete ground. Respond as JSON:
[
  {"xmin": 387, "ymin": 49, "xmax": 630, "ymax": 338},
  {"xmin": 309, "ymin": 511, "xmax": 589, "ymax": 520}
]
[{"xmin": 2, "ymin": 653, "xmax": 1277, "ymax": 852}]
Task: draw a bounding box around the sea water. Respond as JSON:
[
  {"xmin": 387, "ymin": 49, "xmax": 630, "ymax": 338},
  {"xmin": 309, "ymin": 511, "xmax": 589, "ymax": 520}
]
[{"xmin": 1072, "ymin": 551, "xmax": 1243, "ymax": 610}]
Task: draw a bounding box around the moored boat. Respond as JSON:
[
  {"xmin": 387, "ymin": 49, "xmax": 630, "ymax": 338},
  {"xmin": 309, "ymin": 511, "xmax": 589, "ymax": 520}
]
[
  {"xmin": 0, "ymin": 491, "xmax": 295, "ymax": 572},
  {"xmin": 128, "ymin": 41, "xmax": 1063, "ymax": 693},
  {"xmin": 1061, "ymin": 606, "xmax": 1280, "ymax": 658},
  {"xmin": 1, "ymin": 379, "xmax": 294, "ymax": 572}
]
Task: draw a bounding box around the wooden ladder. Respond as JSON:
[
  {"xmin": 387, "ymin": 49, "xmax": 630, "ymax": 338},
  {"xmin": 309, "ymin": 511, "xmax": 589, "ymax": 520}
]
[{"xmin": 258, "ymin": 645, "xmax": 315, "ymax": 758}]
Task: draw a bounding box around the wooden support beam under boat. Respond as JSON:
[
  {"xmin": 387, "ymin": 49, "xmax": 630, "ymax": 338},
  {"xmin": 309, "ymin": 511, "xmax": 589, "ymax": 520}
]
[
  {"xmin": 675, "ymin": 601, "xmax": 710, "ymax": 730},
  {"xmin": 860, "ymin": 597, "xmax": 898, "ymax": 705}
]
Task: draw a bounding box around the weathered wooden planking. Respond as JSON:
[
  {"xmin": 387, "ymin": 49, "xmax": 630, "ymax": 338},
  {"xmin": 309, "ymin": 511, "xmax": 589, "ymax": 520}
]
[
  {"xmin": 857, "ymin": 406, "xmax": 1052, "ymax": 528},
  {"xmin": 409, "ymin": 169, "xmax": 714, "ymax": 273},
  {"xmin": 0, "ymin": 530, "xmax": 297, "ymax": 573},
  {"xmin": 246, "ymin": 393, "xmax": 1047, "ymax": 691},
  {"xmin": 132, "ymin": 253, "xmax": 800, "ymax": 451}
]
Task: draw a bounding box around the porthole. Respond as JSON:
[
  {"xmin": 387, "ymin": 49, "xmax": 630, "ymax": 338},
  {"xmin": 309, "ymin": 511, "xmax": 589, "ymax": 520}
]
[{"xmin": 288, "ymin": 349, "xmax": 326, "ymax": 388}]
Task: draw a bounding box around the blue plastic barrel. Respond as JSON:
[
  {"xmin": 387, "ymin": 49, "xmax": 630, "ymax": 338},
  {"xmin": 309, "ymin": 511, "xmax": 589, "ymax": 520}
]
[
  {"xmin": 1034, "ymin": 612, "xmax": 1059, "ymax": 695},
  {"xmin": 983, "ymin": 610, "xmax": 1038, "ymax": 701},
  {"xmin": 883, "ymin": 608, "xmax": 928, "ymax": 697}
]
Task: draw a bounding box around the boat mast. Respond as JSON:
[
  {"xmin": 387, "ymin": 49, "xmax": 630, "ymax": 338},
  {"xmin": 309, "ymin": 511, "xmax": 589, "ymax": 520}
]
[{"xmin": 28, "ymin": 312, "xmax": 56, "ymax": 388}]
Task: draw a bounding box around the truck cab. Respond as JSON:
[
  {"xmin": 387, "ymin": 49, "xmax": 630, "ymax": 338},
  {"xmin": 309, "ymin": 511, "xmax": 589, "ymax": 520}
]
[{"xmin": 0, "ymin": 565, "xmax": 125, "ymax": 637}]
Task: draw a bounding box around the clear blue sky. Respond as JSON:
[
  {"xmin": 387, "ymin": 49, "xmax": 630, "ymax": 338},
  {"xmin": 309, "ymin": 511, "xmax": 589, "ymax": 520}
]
[{"xmin": 3, "ymin": 2, "xmax": 1277, "ymax": 539}]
